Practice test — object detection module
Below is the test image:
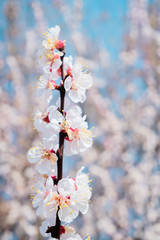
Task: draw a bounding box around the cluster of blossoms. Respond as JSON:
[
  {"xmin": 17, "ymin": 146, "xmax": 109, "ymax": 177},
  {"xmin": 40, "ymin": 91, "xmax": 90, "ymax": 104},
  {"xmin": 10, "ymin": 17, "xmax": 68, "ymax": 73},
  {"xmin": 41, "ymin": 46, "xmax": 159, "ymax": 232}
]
[{"xmin": 28, "ymin": 25, "xmax": 93, "ymax": 240}]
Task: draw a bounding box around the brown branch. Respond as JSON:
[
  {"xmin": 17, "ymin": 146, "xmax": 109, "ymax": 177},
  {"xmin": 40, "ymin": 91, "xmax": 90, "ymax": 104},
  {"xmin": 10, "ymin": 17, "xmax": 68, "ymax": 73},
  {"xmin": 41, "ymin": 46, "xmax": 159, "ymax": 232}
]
[
  {"xmin": 48, "ymin": 51, "xmax": 66, "ymax": 240},
  {"xmin": 58, "ymin": 51, "xmax": 66, "ymax": 181}
]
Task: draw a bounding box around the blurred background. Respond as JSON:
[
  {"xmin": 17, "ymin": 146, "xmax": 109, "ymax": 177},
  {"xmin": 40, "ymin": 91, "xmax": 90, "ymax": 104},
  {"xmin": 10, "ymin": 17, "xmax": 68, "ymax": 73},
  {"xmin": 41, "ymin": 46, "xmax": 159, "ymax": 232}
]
[{"xmin": 1, "ymin": 0, "xmax": 160, "ymax": 239}]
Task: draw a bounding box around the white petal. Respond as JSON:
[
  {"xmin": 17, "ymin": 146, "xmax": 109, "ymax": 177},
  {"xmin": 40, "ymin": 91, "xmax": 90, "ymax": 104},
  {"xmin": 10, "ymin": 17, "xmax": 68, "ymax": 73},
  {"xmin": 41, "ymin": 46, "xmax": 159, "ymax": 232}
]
[
  {"xmin": 49, "ymin": 108, "xmax": 63, "ymax": 123},
  {"xmin": 58, "ymin": 205, "xmax": 79, "ymax": 223},
  {"xmin": 78, "ymin": 202, "xmax": 89, "ymax": 214},
  {"xmin": 44, "ymin": 191, "xmax": 54, "ymax": 203},
  {"xmin": 32, "ymin": 196, "xmax": 43, "ymax": 208},
  {"xmin": 36, "ymin": 160, "xmax": 52, "ymax": 174},
  {"xmin": 42, "ymin": 136, "xmax": 58, "ymax": 149},
  {"xmin": 45, "ymin": 89, "xmax": 53, "ymax": 103},
  {"xmin": 36, "ymin": 205, "xmax": 42, "ymax": 216},
  {"xmin": 77, "ymin": 89, "xmax": 86, "ymax": 103},
  {"xmin": 42, "ymin": 40, "xmax": 50, "ymax": 50},
  {"xmin": 64, "ymin": 55, "xmax": 73, "ymax": 69},
  {"xmin": 81, "ymin": 136, "xmax": 93, "ymax": 149},
  {"xmin": 37, "ymin": 49, "xmax": 47, "ymax": 66},
  {"xmin": 81, "ymin": 74, "xmax": 92, "ymax": 89},
  {"xmin": 69, "ymin": 88, "xmax": 86, "ymax": 103},
  {"xmin": 46, "ymin": 177, "xmax": 54, "ymax": 191},
  {"xmin": 72, "ymin": 62, "xmax": 82, "ymax": 77},
  {"xmin": 51, "ymin": 58, "xmax": 62, "ymax": 71},
  {"xmin": 58, "ymin": 178, "xmax": 75, "ymax": 196},
  {"xmin": 64, "ymin": 76, "xmax": 72, "ymax": 91},
  {"xmin": 49, "ymin": 70, "xmax": 60, "ymax": 80},
  {"xmin": 49, "ymin": 25, "xmax": 60, "ymax": 39},
  {"xmin": 43, "ymin": 65, "xmax": 51, "ymax": 73},
  {"xmin": 27, "ymin": 147, "xmax": 41, "ymax": 163},
  {"xmin": 40, "ymin": 220, "xmax": 49, "ymax": 237},
  {"xmin": 67, "ymin": 105, "xmax": 82, "ymax": 119},
  {"xmin": 68, "ymin": 89, "xmax": 80, "ymax": 103},
  {"xmin": 71, "ymin": 140, "xmax": 80, "ymax": 155},
  {"xmin": 40, "ymin": 218, "xmax": 56, "ymax": 237},
  {"xmin": 45, "ymin": 205, "xmax": 57, "ymax": 219},
  {"xmin": 34, "ymin": 118, "xmax": 45, "ymax": 132}
]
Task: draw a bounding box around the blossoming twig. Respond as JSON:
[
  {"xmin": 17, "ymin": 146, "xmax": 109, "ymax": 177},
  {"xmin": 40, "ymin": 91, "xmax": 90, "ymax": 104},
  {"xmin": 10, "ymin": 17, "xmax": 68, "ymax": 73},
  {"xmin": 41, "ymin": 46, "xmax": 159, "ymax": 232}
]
[
  {"xmin": 28, "ymin": 25, "xmax": 93, "ymax": 240},
  {"xmin": 54, "ymin": 51, "xmax": 65, "ymax": 239}
]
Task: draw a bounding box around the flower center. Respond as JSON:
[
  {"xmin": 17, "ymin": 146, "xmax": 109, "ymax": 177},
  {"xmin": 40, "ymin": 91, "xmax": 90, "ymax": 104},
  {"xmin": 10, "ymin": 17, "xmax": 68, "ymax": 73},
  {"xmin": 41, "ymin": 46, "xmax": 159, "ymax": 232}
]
[
  {"xmin": 64, "ymin": 127, "xmax": 81, "ymax": 141},
  {"xmin": 47, "ymin": 80, "xmax": 57, "ymax": 90},
  {"xmin": 60, "ymin": 120, "xmax": 70, "ymax": 132},
  {"xmin": 42, "ymin": 149, "xmax": 58, "ymax": 164},
  {"xmin": 54, "ymin": 194, "xmax": 71, "ymax": 209}
]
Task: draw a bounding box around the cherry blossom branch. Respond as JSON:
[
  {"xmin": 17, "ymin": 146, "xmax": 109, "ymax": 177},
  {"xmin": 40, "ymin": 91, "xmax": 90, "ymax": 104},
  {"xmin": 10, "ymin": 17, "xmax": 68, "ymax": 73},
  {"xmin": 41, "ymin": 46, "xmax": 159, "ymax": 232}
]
[
  {"xmin": 28, "ymin": 26, "xmax": 93, "ymax": 240},
  {"xmin": 47, "ymin": 53, "xmax": 66, "ymax": 239},
  {"xmin": 56, "ymin": 53, "xmax": 65, "ymax": 240},
  {"xmin": 58, "ymin": 52, "xmax": 65, "ymax": 180}
]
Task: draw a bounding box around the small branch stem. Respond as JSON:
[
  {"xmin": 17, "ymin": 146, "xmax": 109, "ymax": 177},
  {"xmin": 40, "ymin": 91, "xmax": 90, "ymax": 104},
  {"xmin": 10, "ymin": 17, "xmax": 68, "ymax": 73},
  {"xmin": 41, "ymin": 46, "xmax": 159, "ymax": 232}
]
[
  {"xmin": 53, "ymin": 52, "xmax": 66, "ymax": 240},
  {"xmin": 58, "ymin": 51, "xmax": 66, "ymax": 181}
]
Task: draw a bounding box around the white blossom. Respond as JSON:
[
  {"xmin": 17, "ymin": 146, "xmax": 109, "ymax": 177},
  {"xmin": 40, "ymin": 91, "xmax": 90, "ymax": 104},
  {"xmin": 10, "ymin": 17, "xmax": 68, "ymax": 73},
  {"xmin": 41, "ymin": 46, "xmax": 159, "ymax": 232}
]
[
  {"xmin": 73, "ymin": 167, "xmax": 92, "ymax": 214},
  {"xmin": 44, "ymin": 178, "xmax": 79, "ymax": 222},
  {"xmin": 49, "ymin": 106, "xmax": 93, "ymax": 155},
  {"xmin": 34, "ymin": 106, "xmax": 61, "ymax": 137},
  {"xmin": 64, "ymin": 62, "xmax": 92, "ymax": 103},
  {"xmin": 27, "ymin": 137, "xmax": 58, "ymax": 174},
  {"xmin": 31, "ymin": 177, "xmax": 56, "ymax": 216},
  {"xmin": 43, "ymin": 26, "xmax": 65, "ymax": 51},
  {"xmin": 37, "ymin": 49, "xmax": 62, "ymax": 73},
  {"xmin": 43, "ymin": 169, "xmax": 92, "ymax": 222},
  {"xmin": 36, "ymin": 72, "xmax": 59, "ymax": 103},
  {"xmin": 43, "ymin": 26, "xmax": 60, "ymax": 50},
  {"xmin": 28, "ymin": 25, "xmax": 93, "ymax": 239},
  {"xmin": 63, "ymin": 55, "xmax": 73, "ymax": 75}
]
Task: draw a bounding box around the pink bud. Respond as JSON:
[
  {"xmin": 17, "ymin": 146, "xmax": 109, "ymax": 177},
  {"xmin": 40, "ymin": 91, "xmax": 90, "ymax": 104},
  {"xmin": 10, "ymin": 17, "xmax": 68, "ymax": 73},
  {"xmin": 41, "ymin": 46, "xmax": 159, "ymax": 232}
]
[{"xmin": 56, "ymin": 40, "xmax": 65, "ymax": 51}]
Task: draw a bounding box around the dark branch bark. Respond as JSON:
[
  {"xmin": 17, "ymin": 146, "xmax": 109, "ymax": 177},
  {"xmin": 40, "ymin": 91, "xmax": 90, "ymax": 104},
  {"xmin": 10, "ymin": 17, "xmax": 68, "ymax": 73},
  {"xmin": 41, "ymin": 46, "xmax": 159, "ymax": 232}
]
[
  {"xmin": 58, "ymin": 51, "xmax": 66, "ymax": 182},
  {"xmin": 48, "ymin": 52, "xmax": 66, "ymax": 240},
  {"xmin": 57, "ymin": 52, "xmax": 66, "ymax": 240}
]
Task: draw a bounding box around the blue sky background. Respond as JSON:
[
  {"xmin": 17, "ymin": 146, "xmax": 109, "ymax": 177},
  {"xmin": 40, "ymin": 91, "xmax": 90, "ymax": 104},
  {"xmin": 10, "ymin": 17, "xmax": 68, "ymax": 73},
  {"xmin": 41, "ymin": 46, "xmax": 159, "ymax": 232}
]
[
  {"xmin": 0, "ymin": 0, "xmax": 155, "ymax": 61},
  {"xmin": 0, "ymin": 0, "xmax": 128, "ymax": 61}
]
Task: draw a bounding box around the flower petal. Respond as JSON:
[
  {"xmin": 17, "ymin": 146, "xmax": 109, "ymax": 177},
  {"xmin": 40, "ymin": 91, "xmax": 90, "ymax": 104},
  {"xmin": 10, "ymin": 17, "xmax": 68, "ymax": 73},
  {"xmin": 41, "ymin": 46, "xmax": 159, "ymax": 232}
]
[
  {"xmin": 64, "ymin": 76, "xmax": 72, "ymax": 91},
  {"xmin": 58, "ymin": 178, "xmax": 75, "ymax": 196},
  {"xmin": 27, "ymin": 147, "xmax": 41, "ymax": 163}
]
